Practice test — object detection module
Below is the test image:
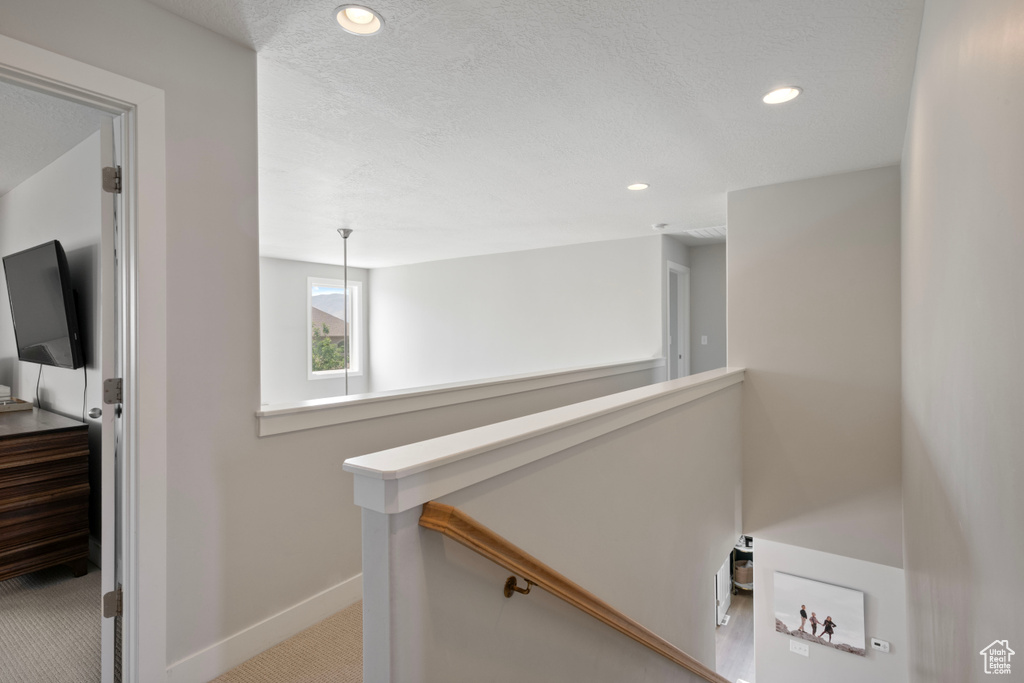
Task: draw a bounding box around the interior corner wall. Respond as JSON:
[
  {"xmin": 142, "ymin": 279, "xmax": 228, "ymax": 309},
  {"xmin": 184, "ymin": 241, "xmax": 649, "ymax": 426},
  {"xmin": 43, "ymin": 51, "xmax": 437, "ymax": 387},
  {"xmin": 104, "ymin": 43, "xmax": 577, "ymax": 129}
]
[
  {"xmin": 0, "ymin": 129, "xmax": 105, "ymax": 542},
  {"xmin": 754, "ymin": 539, "xmax": 908, "ymax": 683},
  {"xmin": 662, "ymin": 234, "xmax": 690, "ymax": 269},
  {"xmin": 727, "ymin": 166, "xmax": 903, "ymax": 568},
  {"xmin": 688, "ymin": 243, "xmax": 726, "ymax": 373},
  {"xmin": 901, "ymin": 0, "xmax": 1024, "ymax": 680},
  {"xmin": 260, "ymin": 256, "xmax": 369, "ymax": 403},
  {"xmin": 368, "ymin": 236, "xmax": 664, "ymax": 393}
]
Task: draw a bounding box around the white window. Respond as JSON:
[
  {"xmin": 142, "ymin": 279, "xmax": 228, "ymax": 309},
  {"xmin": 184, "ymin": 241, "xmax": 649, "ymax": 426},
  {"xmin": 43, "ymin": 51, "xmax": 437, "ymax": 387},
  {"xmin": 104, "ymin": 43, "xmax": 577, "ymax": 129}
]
[{"xmin": 308, "ymin": 277, "xmax": 362, "ymax": 378}]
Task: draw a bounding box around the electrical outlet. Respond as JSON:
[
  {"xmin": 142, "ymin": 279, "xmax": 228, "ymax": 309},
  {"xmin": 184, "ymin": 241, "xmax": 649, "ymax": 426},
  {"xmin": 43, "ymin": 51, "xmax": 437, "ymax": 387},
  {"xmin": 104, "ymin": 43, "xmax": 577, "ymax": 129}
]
[
  {"xmin": 871, "ymin": 638, "xmax": 890, "ymax": 653},
  {"xmin": 701, "ymin": 335, "xmax": 708, "ymax": 345},
  {"xmin": 790, "ymin": 640, "xmax": 809, "ymax": 657}
]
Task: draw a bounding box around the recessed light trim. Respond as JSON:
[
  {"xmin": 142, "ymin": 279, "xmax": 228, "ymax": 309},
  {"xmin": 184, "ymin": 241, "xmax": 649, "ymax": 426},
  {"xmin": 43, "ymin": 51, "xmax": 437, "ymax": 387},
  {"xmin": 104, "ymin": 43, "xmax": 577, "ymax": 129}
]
[
  {"xmin": 627, "ymin": 183, "xmax": 650, "ymax": 191},
  {"xmin": 335, "ymin": 5, "xmax": 384, "ymax": 35},
  {"xmin": 763, "ymin": 87, "xmax": 802, "ymax": 104}
]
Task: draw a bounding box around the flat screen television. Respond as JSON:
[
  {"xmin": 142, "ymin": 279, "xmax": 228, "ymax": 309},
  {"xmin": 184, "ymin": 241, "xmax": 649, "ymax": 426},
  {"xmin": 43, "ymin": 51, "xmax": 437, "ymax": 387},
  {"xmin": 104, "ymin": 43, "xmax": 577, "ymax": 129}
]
[{"xmin": 3, "ymin": 240, "xmax": 84, "ymax": 369}]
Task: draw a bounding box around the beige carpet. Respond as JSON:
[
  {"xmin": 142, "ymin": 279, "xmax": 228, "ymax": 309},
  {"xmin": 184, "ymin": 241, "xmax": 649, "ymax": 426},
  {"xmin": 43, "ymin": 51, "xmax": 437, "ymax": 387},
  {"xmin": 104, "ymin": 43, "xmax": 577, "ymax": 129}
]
[
  {"xmin": 0, "ymin": 563, "xmax": 101, "ymax": 683},
  {"xmin": 212, "ymin": 601, "xmax": 362, "ymax": 683}
]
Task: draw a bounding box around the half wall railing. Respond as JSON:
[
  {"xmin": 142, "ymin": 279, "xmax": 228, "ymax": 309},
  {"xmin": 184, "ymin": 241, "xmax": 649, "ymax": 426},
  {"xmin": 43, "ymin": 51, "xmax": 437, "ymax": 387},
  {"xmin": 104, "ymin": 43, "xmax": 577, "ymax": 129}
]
[{"xmin": 345, "ymin": 367, "xmax": 745, "ymax": 682}]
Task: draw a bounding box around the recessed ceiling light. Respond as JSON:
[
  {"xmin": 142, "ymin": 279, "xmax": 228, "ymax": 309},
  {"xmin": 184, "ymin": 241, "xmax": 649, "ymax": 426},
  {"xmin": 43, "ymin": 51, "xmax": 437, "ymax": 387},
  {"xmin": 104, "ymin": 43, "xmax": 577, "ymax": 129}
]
[
  {"xmin": 627, "ymin": 183, "xmax": 650, "ymax": 191},
  {"xmin": 335, "ymin": 5, "xmax": 384, "ymax": 35},
  {"xmin": 763, "ymin": 87, "xmax": 802, "ymax": 104}
]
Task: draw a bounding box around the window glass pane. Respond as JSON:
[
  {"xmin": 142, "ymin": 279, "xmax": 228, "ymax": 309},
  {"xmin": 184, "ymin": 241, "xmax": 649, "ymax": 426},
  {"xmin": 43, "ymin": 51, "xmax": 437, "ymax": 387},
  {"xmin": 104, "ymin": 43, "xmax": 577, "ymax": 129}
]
[{"xmin": 311, "ymin": 284, "xmax": 350, "ymax": 372}]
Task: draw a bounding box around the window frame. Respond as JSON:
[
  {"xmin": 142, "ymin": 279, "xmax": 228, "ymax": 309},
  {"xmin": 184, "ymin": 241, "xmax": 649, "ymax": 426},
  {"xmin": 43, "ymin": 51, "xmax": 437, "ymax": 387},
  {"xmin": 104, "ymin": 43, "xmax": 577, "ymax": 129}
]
[{"xmin": 307, "ymin": 276, "xmax": 363, "ymax": 380}]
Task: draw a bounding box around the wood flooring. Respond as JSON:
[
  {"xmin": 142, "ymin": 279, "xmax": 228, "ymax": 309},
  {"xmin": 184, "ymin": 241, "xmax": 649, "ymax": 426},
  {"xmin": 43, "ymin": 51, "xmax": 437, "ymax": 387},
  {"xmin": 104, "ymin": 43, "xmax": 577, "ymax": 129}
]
[{"xmin": 715, "ymin": 590, "xmax": 755, "ymax": 683}]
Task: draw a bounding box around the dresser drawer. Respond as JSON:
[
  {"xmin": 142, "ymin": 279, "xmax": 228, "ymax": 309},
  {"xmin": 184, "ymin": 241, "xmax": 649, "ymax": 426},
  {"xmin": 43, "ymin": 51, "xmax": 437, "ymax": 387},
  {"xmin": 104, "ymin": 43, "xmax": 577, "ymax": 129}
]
[
  {"xmin": 0, "ymin": 430, "xmax": 89, "ymax": 469},
  {"xmin": 0, "ymin": 530, "xmax": 89, "ymax": 583},
  {"xmin": 0, "ymin": 476, "xmax": 90, "ymax": 514},
  {"xmin": 0, "ymin": 455, "xmax": 89, "ymax": 490},
  {"xmin": 0, "ymin": 495, "xmax": 90, "ymax": 549}
]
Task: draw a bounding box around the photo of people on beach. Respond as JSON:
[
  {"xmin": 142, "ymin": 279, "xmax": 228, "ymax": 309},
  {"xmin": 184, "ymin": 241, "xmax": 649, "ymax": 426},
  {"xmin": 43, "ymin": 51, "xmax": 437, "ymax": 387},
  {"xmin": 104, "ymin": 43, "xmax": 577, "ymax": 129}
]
[{"xmin": 773, "ymin": 572, "xmax": 866, "ymax": 656}]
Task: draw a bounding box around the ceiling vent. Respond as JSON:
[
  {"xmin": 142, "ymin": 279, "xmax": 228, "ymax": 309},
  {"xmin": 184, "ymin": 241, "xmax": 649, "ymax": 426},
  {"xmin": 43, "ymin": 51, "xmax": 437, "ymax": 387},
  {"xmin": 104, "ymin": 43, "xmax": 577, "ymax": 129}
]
[{"xmin": 681, "ymin": 226, "xmax": 728, "ymax": 239}]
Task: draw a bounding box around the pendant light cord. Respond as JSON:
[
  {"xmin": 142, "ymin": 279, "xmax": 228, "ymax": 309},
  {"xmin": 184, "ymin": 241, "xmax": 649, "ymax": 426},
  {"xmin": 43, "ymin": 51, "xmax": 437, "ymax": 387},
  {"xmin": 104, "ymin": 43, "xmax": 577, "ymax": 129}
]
[
  {"xmin": 344, "ymin": 234, "xmax": 349, "ymax": 396},
  {"xmin": 338, "ymin": 228, "xmax": 353, "ymax": 396}
]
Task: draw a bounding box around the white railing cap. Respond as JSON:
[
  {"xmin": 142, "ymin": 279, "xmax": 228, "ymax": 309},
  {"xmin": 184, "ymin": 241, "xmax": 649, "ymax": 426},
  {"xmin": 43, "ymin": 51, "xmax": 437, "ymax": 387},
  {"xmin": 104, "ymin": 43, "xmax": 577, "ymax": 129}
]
[
  {"xmin": 257, "ymin": 357, "xmax": 663, "ymax": 437},
  {"xmin": 344, "ymin": 367, "xmax": 745, "ymax": 513}
]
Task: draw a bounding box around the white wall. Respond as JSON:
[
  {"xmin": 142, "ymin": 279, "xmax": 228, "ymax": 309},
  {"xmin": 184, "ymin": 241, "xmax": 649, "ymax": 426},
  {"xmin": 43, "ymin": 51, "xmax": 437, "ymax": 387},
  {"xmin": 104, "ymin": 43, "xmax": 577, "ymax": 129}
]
[
  {"xmin": 689, "ymin": 243, "xmax": 726, "ymax": 373},
  {"xmin": 754, "ymin": 539, "xmax": 907, "ymax": 683},
  {"xmin": 369, "ymin": 236, "xmax": 664, "ymax": 392},
  {"xmin": 728, "ymin": 166, "xmax": 903, "ymax": 568},
  {"xmin": 368, "ymin": 382, "xmax": 742, "ymax": 682},
  {"xmin": 901, "ymin": 0, "xmax": 1024, "ymax": 680},
  {"xmin": 260, "ymin": 256, "xmax": 369, "ymax": 402},
  {"xmin": 0, "ymin": 129, "xmax": 106, "ymax": 541}
]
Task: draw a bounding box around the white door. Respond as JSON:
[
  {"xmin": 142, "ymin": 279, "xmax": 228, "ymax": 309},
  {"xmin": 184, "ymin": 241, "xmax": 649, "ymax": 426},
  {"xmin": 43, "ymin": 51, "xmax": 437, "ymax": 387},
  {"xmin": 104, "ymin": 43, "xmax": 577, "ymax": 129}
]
[
  {"xmin": 98, "ymin": 115, "xmax": 123, "ymax": 683},
  {"xmin": 716, "ymin": 554, "xmax": 732, "ymax": 625}
]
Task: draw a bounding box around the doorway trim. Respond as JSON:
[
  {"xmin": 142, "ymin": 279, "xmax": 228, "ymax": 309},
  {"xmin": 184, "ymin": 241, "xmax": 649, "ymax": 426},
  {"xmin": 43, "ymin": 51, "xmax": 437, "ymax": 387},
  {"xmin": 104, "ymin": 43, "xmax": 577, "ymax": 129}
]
[
  {"xmin": 666, "ymin": 261, "xmax": 691, "ymax": 379},
  {"xmin": 0, "ymin": 33, "xmax": 168, "ymax": 683}
]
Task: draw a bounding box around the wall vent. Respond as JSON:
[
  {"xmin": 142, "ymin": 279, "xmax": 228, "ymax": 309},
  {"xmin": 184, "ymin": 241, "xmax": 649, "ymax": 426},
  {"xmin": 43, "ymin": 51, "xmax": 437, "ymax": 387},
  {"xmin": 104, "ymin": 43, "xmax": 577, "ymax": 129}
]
[{"xmin": 680, "ymin": 225, "xmax": 727, "ymax": 240}]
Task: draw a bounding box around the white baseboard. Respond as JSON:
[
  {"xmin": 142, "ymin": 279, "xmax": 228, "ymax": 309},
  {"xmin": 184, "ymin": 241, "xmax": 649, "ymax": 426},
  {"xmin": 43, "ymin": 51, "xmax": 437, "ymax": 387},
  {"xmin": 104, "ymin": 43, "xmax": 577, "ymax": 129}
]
[{"xmin": 166, "ymin": 572, "xmax": 362, "ymax": 683}]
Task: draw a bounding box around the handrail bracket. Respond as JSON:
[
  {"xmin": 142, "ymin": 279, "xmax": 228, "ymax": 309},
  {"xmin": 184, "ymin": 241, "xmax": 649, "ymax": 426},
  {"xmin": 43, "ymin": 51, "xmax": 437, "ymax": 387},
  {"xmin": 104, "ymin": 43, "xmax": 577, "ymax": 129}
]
[{"xmin": 503, "ymin": 575, "xmax": 535, "ymax": 598}]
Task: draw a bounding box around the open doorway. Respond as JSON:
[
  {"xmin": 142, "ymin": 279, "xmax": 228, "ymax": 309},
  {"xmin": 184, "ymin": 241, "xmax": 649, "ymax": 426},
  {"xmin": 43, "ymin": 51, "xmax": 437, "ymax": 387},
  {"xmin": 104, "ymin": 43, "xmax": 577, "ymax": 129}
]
[
  {"xmin": 666, "ymin": 261, "xmax": 690, "ymax": 379},
  {"xmin": 715, "ymin": 535, "xmax": 755, "ymax": 682},
  {"xmin": 0, "ymin": 77, "xmax": 119, "ymax": 683}
]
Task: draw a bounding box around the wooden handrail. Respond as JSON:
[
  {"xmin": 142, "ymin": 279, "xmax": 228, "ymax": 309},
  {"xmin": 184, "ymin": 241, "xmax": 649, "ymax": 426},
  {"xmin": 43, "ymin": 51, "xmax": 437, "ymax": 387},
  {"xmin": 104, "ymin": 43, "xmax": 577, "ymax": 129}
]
[{"xmin": 419, "ymin": 502, "xmax": 731, "ymax": 683}]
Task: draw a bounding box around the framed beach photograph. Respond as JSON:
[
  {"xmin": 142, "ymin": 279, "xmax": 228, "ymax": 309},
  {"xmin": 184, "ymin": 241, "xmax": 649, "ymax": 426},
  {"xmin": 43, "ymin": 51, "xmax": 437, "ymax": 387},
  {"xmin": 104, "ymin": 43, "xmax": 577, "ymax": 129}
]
[{"xmin": 774, "ymin": 572, "xmax": 866, "ymax": 656}]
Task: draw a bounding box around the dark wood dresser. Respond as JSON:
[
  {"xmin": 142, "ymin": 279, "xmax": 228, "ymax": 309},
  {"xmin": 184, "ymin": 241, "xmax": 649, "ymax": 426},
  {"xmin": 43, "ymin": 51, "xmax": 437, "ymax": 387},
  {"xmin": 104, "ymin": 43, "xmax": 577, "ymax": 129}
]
[{"xmin": 0, "ymin": 408, "xmax": 90, "ymax": 582}]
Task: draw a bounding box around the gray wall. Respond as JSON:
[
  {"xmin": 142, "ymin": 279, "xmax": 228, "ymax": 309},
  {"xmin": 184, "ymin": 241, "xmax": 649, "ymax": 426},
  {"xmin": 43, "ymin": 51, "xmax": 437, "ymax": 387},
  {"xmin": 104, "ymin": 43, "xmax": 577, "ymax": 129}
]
[
  {"xmin": 260, "ymin": 256, "xmax": 370, "ymax": 402},
  {"xmin": 901, "ymin": 0, "xmax": 1024, "ymax": 679},
  {"xmin": 0, "ymin": 129, "xmax": 106, "ymax": 542},
  {"xmin": 689, "ymin": 243, "xmax": 726, "ymax": 373},
  {"xmin": 368, "ymin": 383, "xmax": 742, "ymax": 682},
  {"xmin": 728, "ymin": 166, "xmax": 903, "ymax": 568},
  {"xmin": 369, "ymin": 236, "xmax": 664, "ymax": 392},
  {"xmin": 754, "ymin": 539, "xmax": 908, "ymax": 683}
]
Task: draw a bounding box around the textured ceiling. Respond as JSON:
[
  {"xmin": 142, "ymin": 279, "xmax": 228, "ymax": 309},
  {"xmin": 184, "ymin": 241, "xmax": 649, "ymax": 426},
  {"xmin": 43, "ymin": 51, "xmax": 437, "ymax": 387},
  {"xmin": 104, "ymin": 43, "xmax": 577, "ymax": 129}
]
[
  {"xmin": 0, "ymin": 80, "xmax": 113, "ymax": 197},
  {"xmin": 147, "ymin": 0, "xmax": 924, "ymax": 268}
]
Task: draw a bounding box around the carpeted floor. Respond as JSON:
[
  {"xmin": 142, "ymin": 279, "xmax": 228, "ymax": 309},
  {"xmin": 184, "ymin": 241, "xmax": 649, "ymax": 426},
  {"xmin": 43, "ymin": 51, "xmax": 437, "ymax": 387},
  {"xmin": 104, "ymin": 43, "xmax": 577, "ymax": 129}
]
[
  {"xmin": 211, "ymin": 601, "xmax": 362, "ymax": 683},
  {"xmin": 0, "ymin": 563, "xmax": 101, "ymax": 683}
]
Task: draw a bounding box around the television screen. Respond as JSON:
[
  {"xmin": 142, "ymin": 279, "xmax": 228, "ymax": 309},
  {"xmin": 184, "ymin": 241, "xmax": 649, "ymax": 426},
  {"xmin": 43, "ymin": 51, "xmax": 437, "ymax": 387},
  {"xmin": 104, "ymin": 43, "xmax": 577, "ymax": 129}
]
[{"xmin": 3, "ymin": 240, "xmax": 84, "ymax": 369}]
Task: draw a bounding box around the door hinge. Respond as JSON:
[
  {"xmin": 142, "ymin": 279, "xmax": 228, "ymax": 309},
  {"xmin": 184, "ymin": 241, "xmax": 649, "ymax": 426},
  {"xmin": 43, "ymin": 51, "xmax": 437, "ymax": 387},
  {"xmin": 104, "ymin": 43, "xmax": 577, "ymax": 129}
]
[
  {"xmin": 102, "ymin": 166, "xmax": 122, "ymax": 194},
  {"xmin": 103, "ymin": 378, "xmax": 123, "ymax": 405},
  {"xmin": 103, "ymin": 586, "xmax": 123, "ymax": 618}
]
